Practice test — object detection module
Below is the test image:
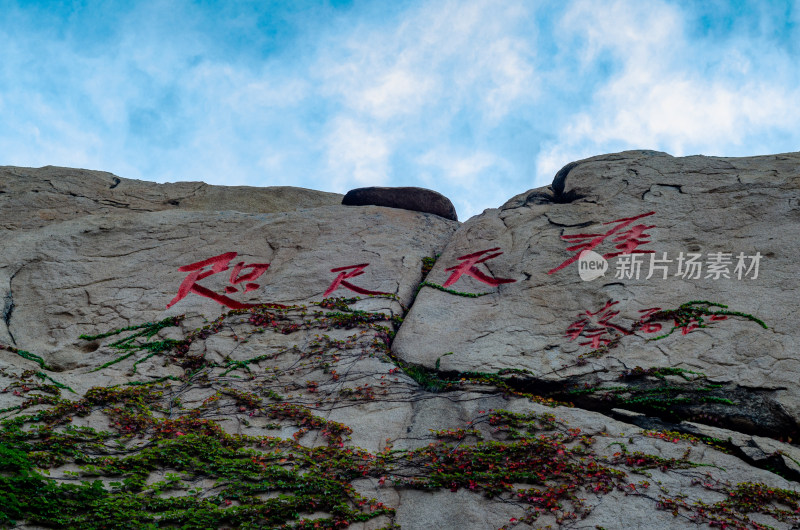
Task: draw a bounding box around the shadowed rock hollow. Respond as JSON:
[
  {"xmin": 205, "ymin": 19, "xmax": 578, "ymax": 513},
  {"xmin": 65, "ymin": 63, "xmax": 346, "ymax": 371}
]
[{"xmin": 1, "ymin": 154, "xmax": 799, "ymax": 529}]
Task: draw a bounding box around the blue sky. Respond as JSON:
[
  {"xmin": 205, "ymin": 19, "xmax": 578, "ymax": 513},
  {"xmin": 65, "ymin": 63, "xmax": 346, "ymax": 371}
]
[{"xmin": 2, "ymin": 1, "xmax": 799, "ymax": 219}]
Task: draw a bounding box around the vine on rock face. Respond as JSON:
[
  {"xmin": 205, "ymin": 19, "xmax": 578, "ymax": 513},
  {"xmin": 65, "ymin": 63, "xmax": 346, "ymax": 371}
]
[
  {"xmin": 0, "ymin": 344, "xmax": 51, "ymax": 370},
  {"xmin": 79, "ymin": 316, "xmax": 187, "ymax": 373},
  {"xmin": 416, "ymin": 281, "xmax": 491, "ymax": 298},
  {"xmin": 1, "ymin": 298, "xmax": 410, "ymax": 529},
  {"xmin": 421, "ymin": 255, "xmax": 438, "ymax": 278},
  {"xmin": 0, "ymin": 261, "xmax": 795, "ymax": 529},
  {"xmin": 646, "ymin": 301, "xmax": 767, "ymax": 341},
  {"xmin": 558, "ymin": 300, "xmax": 781, "ymax": 442},
  {"xmin": 574, "ymin": 300, "xmax": 767, "ymax": 365},
  {"xmin": 566, "ymin": 365, "xmax": 738, "ymax": 420}
]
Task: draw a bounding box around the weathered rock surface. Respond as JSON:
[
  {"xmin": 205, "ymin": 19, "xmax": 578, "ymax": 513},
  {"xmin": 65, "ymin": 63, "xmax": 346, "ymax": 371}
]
[
  {"xmin": 342, "ymin": 186, "xmax": 459, "ymax": 221},
  {"xmin": 395, "ymin": 150, "xmax": 800, "ymax": 440},
  {"xmin": 2, "ymin": 156, "xmax": 800, "ymax": 529},
  {"xmin": 0, "ymin": 204, "xmax": 455, "ymax": 369},
  {"xmin": 0, "ymin": 165, "xmax": 343, "ymax": 231}
]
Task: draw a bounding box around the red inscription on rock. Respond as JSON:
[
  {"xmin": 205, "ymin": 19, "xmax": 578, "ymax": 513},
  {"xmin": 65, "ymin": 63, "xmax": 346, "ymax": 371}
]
[
  {"xmin": 323, "ymin": 264, "xmax": 391, "ymax": 297},
  {"xmin": 166, "ymin": 252, "xmax": 271, "ymax": 310},
  {"xmin": 566, "ymin": 301, "xmax": 668, "ymax": 349},
  {"xmin": 548, "ymin": 212, "xmax": 656, "ymax": 274},
  {"xmin": 565, "ymin": 300, "xmax": 632, "ymax": 348},
  {"xmin": 442, "ymin": 248, "xmax": 517, "ymax": 287},
  {"xmin": 637, "ymin": 307, "xmax": 663, "ymax": 334}
]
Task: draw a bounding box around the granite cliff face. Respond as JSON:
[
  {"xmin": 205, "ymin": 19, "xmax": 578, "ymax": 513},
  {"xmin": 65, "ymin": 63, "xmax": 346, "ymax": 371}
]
[{"xmin": 1, "ymin": 153, "xmax": 799, "ymax": 529}]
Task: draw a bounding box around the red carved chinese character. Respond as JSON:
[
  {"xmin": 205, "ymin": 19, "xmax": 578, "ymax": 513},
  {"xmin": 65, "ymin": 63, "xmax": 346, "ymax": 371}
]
[
  {"xmin": 442, "ymin": 248, "xmax": 517, "ymax": 287},
  {"xmin": 166, "ymin": 252, "xmax": 271, "ymax": 309},
  {"xmin": 587, "ymin": 300, "xmax": 632, "ymax": 335},
  {"xmin": 678, "ymin": 314, "xmax": 726, "ymax": 335},
  {"xmin": 580, "ymin": 330, "xmax": 613, "ymax": 349},
  {"xmin": 564, "ymin": 320, "xmax": 588, "ymax": 341},
  {"xmin": 565, "ymin": 300, "xmax": 632, "ymax": 348},
  {"xmin": 323, "ymin": 264, "xmax": 390, "ymax": 297},
  {"xmin": 225, "ymin": 261, "xmax": 271, "ymax": 293},
  {"xmin": 680, "ymin": 320, "xmax": 701, "ymax": 335},
  {"xmin": 567, "ymin": 302, "xmax": 732, "ymax": 346},
  {"xmin": 637, "ymin": 307, "xmax": 663, "ymax": 334},
  {"xmin": 548, "ymin": 212, "xmax": 656, "ymax": 274}
]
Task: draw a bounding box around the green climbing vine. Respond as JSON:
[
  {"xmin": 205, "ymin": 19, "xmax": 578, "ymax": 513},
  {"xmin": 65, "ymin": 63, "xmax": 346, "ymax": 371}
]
[
  {"xmin": 416, "ymin": 281, "xmax": 491, "ymax": 298},
  {"xmin": 0, "ymin": 258, "xmax": 796, "ymax": 529},
  {"xmin": 0, "ymin": 344, "xmax": 51, "ymax": 370},
  {"xmin": 646, "ymin": 300, "xmax": 767, "ymax": 341},
  {"xmin": 566, "ymin": 366, "xmax": 740, "ymax": 421}
]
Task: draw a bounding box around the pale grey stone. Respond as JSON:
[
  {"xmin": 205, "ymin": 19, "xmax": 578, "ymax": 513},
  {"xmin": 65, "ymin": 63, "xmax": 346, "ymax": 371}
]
[
  {"xmin": 2, "ymin": 156, "xmax": 800, "ymax": 529},
  {"xmin": 394, "ymin": 150, "xmax": 800, "ymax": 440}
]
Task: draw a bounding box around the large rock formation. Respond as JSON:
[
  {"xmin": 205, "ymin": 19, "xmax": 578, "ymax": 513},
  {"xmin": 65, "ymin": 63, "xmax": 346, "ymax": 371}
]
[
  {"xmin": 0, "ymin": 165, "xmax": 343, "ymax": 231},
  {"xmin": 395, "ymin": 150, "xmax": 800, "ymax": 439},
  {"xmin": 1, "ymin": 156, "xmax": 799, "ymax": 529}
]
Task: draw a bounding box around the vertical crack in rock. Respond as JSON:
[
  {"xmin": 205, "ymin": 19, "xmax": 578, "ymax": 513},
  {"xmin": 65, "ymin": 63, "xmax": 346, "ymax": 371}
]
[
  {"xmin": 2, "ymin": 292, "xmax": 13, "ymax": 330},
  {"xmin": 3, "ymin": 273, "xmax": 17, "ymax": 345}
]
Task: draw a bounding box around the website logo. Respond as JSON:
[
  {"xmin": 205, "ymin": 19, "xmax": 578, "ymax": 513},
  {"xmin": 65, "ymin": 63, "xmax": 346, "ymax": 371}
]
[{"xmin": 578, "ymin": 250, "xmax": 608, "ymax": 281}]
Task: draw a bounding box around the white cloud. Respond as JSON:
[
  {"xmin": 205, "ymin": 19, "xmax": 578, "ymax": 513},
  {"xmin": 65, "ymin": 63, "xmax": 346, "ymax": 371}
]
[
  {"xmin": 417, "ymin": 148, "xmax": 515, "ymax": 219},
  {"xmin": 317, "ymin": 0, "xmax": 537, "ymax": 124},
  {"xmin": 358, "ymin": 69, "xmax": 435, "ymax": 120},
  {"xmin": 536, "ymin": 0, "xmax": 800, "ymax": 183},
  {"xmin": 562, "ymin": 0, "xmax": 683, "ymax": 64},
  {"xmin": 324, "ymin": 118, "xmax": 390, "ymax": 190},
  {"xmin": 3, "ymin": 0, "xmax": 799, "ymax": 215},
  {"xmin": 595, "ymin": 78, "xmax": 797, "ymax": 154},
  {"xmin": 417, "ymin": 149, "xmax": 499, "ymax": 187},
  {"xmin": 307, "ymin": 0, "xmax": 540, "ymax": 209},
  {"xmin": 188, "ymin": 63, "xmax": 310, "ymax": 112},
  {"xmin": 480, "ymin": 38, "xmax": 537, "ymax": 121},
  {"xmin": 535, "ymin": 143, "xmax": 598, "ymax": 186}
]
